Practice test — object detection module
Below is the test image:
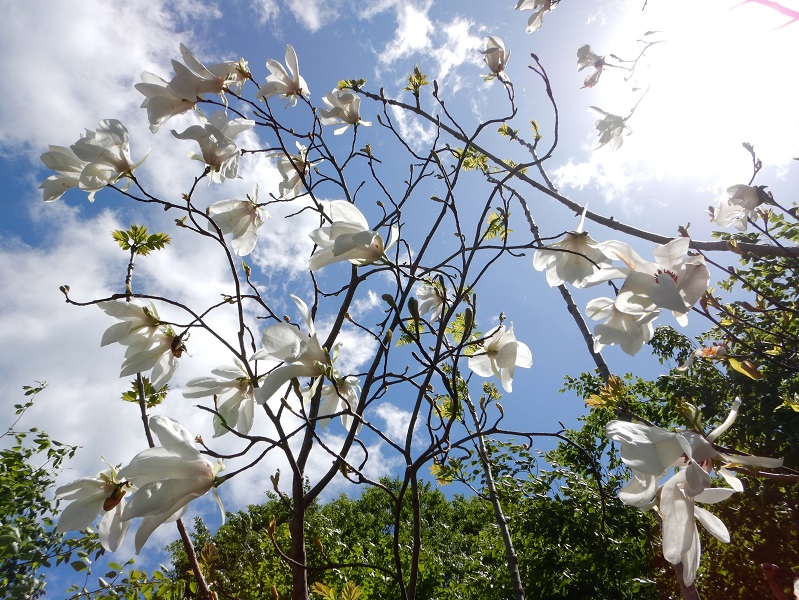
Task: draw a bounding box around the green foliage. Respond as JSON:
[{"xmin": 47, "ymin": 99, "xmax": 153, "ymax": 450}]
[
  {"xmin": 120, "ymin": 377, "xmax": 168, "ymax": 408},
  {"xmin": 311, "ymin": 580, "xmax": 362, "ymax": 600},
  {"xmin": 0, "ymin": 383, "xmax": 98, "ymax": 600},
  {"xmin": 337, "ymin": 79, "xmax": 366, "ymax": 91},
  {"xmin": 453, "ymin": 146, "xmax": 488, "ymax": 173},
  {"xmin": 444, "ymin": 311, "xmax": 478, "ymax": 347},
  {"xmin": 402, "ymin": 66, "xmax": 428, "ymax": 96},
  {"xmin": 66, "ymin": 559, "xmax": 185, "ymax": 600},
  {"xmin": 112, "ymin": 225, "xmax": 171, "ymax": 256},
  {"xmin": 482, "ymin": 210, "xmax": 513, "ymax": 242}
]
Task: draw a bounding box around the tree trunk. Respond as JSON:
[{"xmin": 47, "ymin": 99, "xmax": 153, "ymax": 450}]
[{"xmin": 290, "ymin": 477, "xmax": 308, "ymax": 600}]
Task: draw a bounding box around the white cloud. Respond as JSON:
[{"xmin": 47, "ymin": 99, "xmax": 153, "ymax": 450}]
[
  {"xmin": 285, "ymin": 0, "xmax": 343, "ymax": 31},
  {"xmin": 378, "ymin": 0, "xmax": 434, "ymax": 67},
  {"xmin": 389, "ymin": 104, "xmax": 437, "ymax": 148},
  {"xmin": 251, "ymin": 0, "xmax": 280, "ymax": 24},
  {"xmin": 372, "ymin": 402, "xmax": 415, "ymax": 443},
  {"xmin": 0, "ymin": 0, "xmax": 224, "ymax": 160},
  {"xmin": 435, "ymin": 18, "xmax": 482, "ymax": 82}
]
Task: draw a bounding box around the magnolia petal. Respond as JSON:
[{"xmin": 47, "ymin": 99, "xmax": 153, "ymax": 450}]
[
  {"xmin": 617, "ymin": 472, "xmax": 658, "ymax": 508},
  {"xmin": 255, "ymin": 363, "xmax": 318, "ymax": 406},
  {"xmin": 134, "ymin": 506, "xmax": 188, "ymax": 555},
  {"xmin": 98, "ymin": 502, "xmax": 131, "ymax": 552},
  {"xmin": 693, "ymin": 487, "xmax": 736, "ymax": 504},
  {"xmin": 149, "ymin": 415, "xmax": 198, "ymax": 460},
  {"xmin": 660, "ymin": 480, "xmax": 694, "ymax": 564},
  {"xmin": 467, "ymin": 353, "xmax": 494, "ymax": 378},
  {"xmin": 694, "ymin": 505, "xmax": 730, "ymax": 543},
  {"xmin": 56, "ymin": 491, "xmax": 106, "ymax": 531}
]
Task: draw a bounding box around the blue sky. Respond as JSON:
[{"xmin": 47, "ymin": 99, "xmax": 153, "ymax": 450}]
[{"xmin": 2, "ymin": 0, "xmax": 799, "ymax": 592}]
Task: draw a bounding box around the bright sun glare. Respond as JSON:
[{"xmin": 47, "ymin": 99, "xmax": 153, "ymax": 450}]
[{"xmin": 596, "ymin": 0, "xmax": 799, "ymax": 184}]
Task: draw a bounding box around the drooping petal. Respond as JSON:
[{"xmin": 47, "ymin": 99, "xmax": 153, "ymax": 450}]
[{"xmin": 98, "ymin": 502, "xmax": 131, "ymax": 552}]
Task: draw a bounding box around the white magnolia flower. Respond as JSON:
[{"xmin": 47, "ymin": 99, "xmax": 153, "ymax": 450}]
[
  {"xmin": 468, "ymin": 322, "xmax": 532, "ymax": 393},
  {"xmin": 515, "ymin": 0, "xmax": 553, "ymax": 33},
  {"xmin": 184, "ymin": 361, "xmax": 256, "ymax": 437},
  {"xmin": 252, "ymin": 295, "xmax": 332, "ymax": 406},
  {"xmin": 658, "ymin": 468, "xmax": 735, "ymax": 586},
  {"xmin": 119, "ymin": 416, "xmax": 223, "ymax": 554},
  {"xmin": 99, "ymin": 300, "xmax": 161, "ymax": 350},
  {"xmin": 606, "ymin": 399, "xmax": 783, "ymax": 509},
  {"xmin": 208, "ymin": 185, "xmax": 270, "ymax": 256},
  {"xmin": 119, "ymin": 327, "xmax": 185, "ymax": 390},
  {"xmin": 172, "ymin": 110, "xmax": 254, "ymax": 183},
  {"xmin": 416, "ymin": 284, "xmax": 445, "ymax": 321},
  {"xmin": 256, "ymin": 44, "xmax": 309, "ymax": 106},
  {"xmin": 310, "ymin": 375, "xmax": 362, "ymax": 432},
  {"xmin": 577, "ymin": 44, "xmax": 605, "ymax": 88},
  {"xmin": 482, "ymin": 36, "xmax": 510, "ymax": 81},
  {"xmin": 276, "ymin": 142, "xmax": 320, "ymax": 199},
  {"xmin": 308, "ymin": 200, "xmax": 397, "ymax": 271},
  {"xmin": 41, "ymin": 120, "xmax": 147, "ymax": 202},
  {"xmin": 168, "ymin": 44, "xmax": 247, "ymax": 101},
  {"xmin": 586, "ymin": 297, "xmax": 659, "ymax": 356},
  {"xmin": 319, "ymin": 88, "xmax": 371, "ymax": 134},
  {"xmin": 71, "ymin": 120, "xmax": 147, "ymax": 200},
  {"xmin": 533, "ymin": 209, "xmax": 610, "ymax": 287},
  {"xmin": 590, "ymin": 106, "xmax": 629, "ymax": 150},
  {"xmin": 136, "ymin": 71, "xmax": 197, "ymax": 133},
  {"xmin": 39, "ymin": 145, "xmax": 88, "ymax": 202},
  {"xmin": 615, "ymin": 238, "xmax": 709, "ymax": 325},
  {"xmin": 711, "ymin": 184, "xmax": 767, "ymax": 231},
  {"xmin": 55, "ymin": 465, "xmax": 131, "ymax": 552},
  {"xmin": 136, "ymin": 45, "xmax": 248, "ymax": 133}
]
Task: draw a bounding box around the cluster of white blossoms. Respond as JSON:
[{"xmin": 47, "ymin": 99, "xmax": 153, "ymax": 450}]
[
  {"xmin": 56, "ymin": 416, "xmax": 223, "ymax": 554},
  {"xmin": 606, "ymin": 399, "xmax": 782, "ymax": 586},
  {"xmin": 40, "ymin": 120, "xmax": 147, "ymax": 202},
  {"xmin": 533, "ymin": 209, "xmax": 710, "ymax": 356},
  {"xmin": 40, "ymin": 31, "xmax": 772, "ymax": 569}
]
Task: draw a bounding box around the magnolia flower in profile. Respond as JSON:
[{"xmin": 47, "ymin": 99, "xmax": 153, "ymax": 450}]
[
  {"xmin": 172, "ymin": 110, "xmax": 254, "ymax": 183},
  {"xmin": 606, "ymin": 399, "xmax": 783, "ymax": 509},
  {"xmin": 136, "ymin": 71, "xmax": 197, "ymax": 133},
  {"xmin": 41, "ymin": 120, "xmax": 147, "ymax": 202},
  {"xmin": 515, "ymin": 0, "xmax": 553, "ymax": 33},
  {"xmin": 532, "ymin": 208, "xmax": 610, "ymax": 287},
  {"xmin": 576, "ymin": 44, "xmax": 605, "ymax": 88},
  {"xmin": 208, "ymin": 184, "xmax": 270, "ymax": 256},
  {"xmin": 120, "ymin": 326, "xmax": 186, "ymax": 390},
  {"xmin": 55, "ymin": 464, "xmax": 131, "ymax": 552},
  {"xmin": 39, "ymin": 145, "xmax": 88, "ymax": 202},
  {"xmin": 256, "ymin": 44, "xmax": 309, "ymax": 106},
  {"xmin": 252, "ymin": 295, "xmax": 332, "ymax": 406},
  {"xmin": 319, "ymin": 88, "xmax": 371, "ymax": 134},
  {"xmin": 307, "ymin": 375, "xmax": 362, "ymax": 432},
  {"xmin": 136, "ymin": 45, "xmax": 248, "ymax": 132},
  {"xmin": 276, "ymin": 142, "xmax": 320, "ymax": 199},
  {"xmin": 586, "ymin": 297, "xmax": 659, "ymax": 356},
  {"xmin": 71, "ymin": 120, "xmax": 146, "ymax": 197},
  {"xmin": 482, "ymin": 36, "xmax": 510, "ymax": 82},
  {"xmin": 308, "ymin": 200, "xmax": 396, "ymax": 271},
  {"xmin": 119, "ymin": 416, "xmax": 223, "ymax": 554},
  {"xmin": 416, "ymin": 283, "xmax": 445, "ymax": 321},
  {"xmin": 168, "ymin": 44, "xmax": 248, "ymax": 101},
  {"xmin": 590, "ymin": 107, "xmax": 629, "ymax": 150},
  {"xmin": 183, "ymin": 361, "xmax": 256, "ymax": 437},
  {"xmin": 99, "ymin": 300, "xmax": 161, "ymax": 350},
  {"xmin": 658, "ymin": 468, "xmax": 735, "ymax": 586},
  {"xmin": 468, "ymin": 322, "xmax": 532, "ymax": 393},
  {"xmin": 99, "ymin": 299, "xmax": 183, "ymax": 388},
  {"xmin": 710, "ymin": 184, "xmax": 767, "ymax": 231}
]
